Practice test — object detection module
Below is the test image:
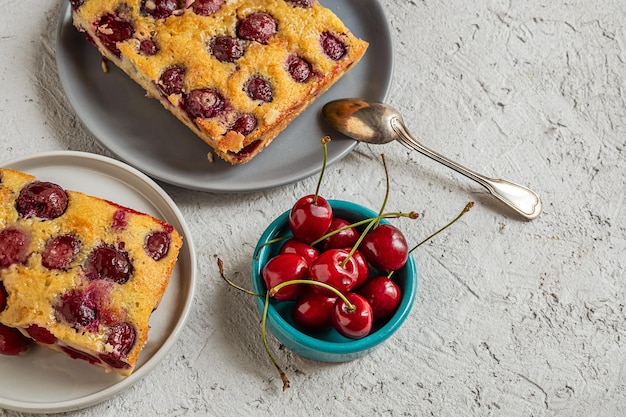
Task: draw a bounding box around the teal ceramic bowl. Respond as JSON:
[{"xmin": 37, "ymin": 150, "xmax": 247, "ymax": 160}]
[{"xmin": 251, "ymin": 199, "xmax": 418, "ymax": 362}]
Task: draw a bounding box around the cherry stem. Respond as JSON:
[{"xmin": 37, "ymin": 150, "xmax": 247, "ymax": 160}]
[
  {"xmin": 387, "ymin": 202, "xmax": 474, "ymax": 279},
  {"xmin": 217, "ymin": 258, "xmax": 264, "ymax": 297},
  {"xmin": 313, "ymin": 136, "xmax": 331, "ymax": 205},
  {"xmin": 310, "ymin": 211, "xmax": 419, "ymax": 247},
  {"xmin": 260, "ymin": 290, "xmax": 291, "ymax": 391},
  {"xmin": 376, "ymin": 154, "xmax": 391, "ymax": 222},
  {"xmin": 408, "ymin": 202, "xmax": 474, "ymax": 254},
  {"xmin": 261, "ymin": 277, "xmax": 357, "ymax": 392},
  {"xmin": 270, "ymin": 279, "xmax": 355, "ymax": 311},
  {"xmin": 339, "ymin": 153, "xmax": 397, "ymax": 269},
  {"xmin": 254, "ymin": 235, "xmax": 291, "ymax": 260}
]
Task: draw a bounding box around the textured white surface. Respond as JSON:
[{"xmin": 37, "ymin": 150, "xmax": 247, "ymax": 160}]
[{"xmin": 1, "ymin": 0, "xmax": 625, "ymax": 415}]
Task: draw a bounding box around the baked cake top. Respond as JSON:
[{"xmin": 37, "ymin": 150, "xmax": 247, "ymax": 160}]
[{"xmin": 70, "ymin": 0, "xmax": 368, "ymax": 161}]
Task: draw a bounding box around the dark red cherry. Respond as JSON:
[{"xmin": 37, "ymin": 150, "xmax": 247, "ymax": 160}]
[
  {"xmin": 183, "ymin": 89, "xmax": 226, "ymax": 119},
  {"xmin": 237, "ymin": 12, "xmax": 277, "ymax": 44},
  {"xmin": 42, "ymin": 234, "xmax": 80, "ymax": 270},
  {"xmin": 111, "ymin": 208, "xmax": 129, "ymax": 230},
  {"xmin": 144, "ymin": 231, "xmax": 171, "ymax": 261},
  {"xmin": 230, "ymin": 113, "xmax": 258, "ymax": 136},
  {"xmin": 322, "ymin": 218, "xmax": 359, "ymax": 250},
  {"xmin": 211, "ymin": 36, "xmax": 244, "ymax": 62},
  {"xmin": 231, "ymin": 140, "xmax": 262, "ymax": 160},
  {"xmin": 245, "ymin": 75, "xmax": 273, "ymax": 102},
  {"xmin": 288, "ymin": 195, "xmax": 332, "ymax": 243},
  {"xmin": 0, "ymin": 227, "xmax": 30, "ymax": 268},
  {"xmin": 357, "ymin": 276, "xmax": 402, "ymax": 319},
  {"xmin": 16, "ymin": 181, "xmax": 68, "ymax": 219},
  {"xmin": 331, "ymin": 292, "xmax": 373, "ymax": 339},
  {"xmin": 262, "ymin": 253, "xmax": 308, "ymax": 301},
  {"xmin": 0, "ymin": 282, "xmax": 7, "ymax": 311},
  {"xmin": 292, "ymin": 291, "xmax": 336, "ymax": 331},
  {"xmin": 286, "ymin": 0, "xmax": 314, "ymax": 7},
  {"xmin": 94, "ymin": 13, "xmax": 134, "ymax": 58},
  {"xmin": 61, "ymin": 346, "xmax": 100, "ymax": 364},
  {"xmin": 158, "ymin": 65, "xmax": 185, "ymax": 96},
  {"xmin": 308, "ymin": 248, "xmax": 359, "ymax": 297},
  {"xmin": 85, "ymin": 245, "xmax": 133, "ymax": 284},
  {"xmin": 320, "ymin": 31, "xmax": 346, "ymax": 60},
  {"xmin": 141, "ymin": 0, "xmax": 180, "ymax": 19},
  {"xmin": 55, "ymin": 289, "xmax": 98, "ymax": 329},
  {"xmin": 26, "ymin": 324, "xmax": 57, "ymax": 345},
  {"xmin": 139, "ymin": 38, "xmax": 159, "ymax": 55},
  {"xmin": 106, "ymin": 322, "xmax": 136, "ymax": 357},
  {"xmin": 285, "ymin": 55, "xmax": 312, "ymax": 83},
  {"xmin": 0, "ymin": 324, "xmax": 33, "ymax": 355},
  {"xmin": 360, "ymin": 224, "xmax": 409, "ymax": 271},
  {"xmin": 190, "ymin": 0, "xmax": 225, "ymax": 15},
  {"xmin": 279, "ymin": 239, "xmax": 319, "ymax": 266}
]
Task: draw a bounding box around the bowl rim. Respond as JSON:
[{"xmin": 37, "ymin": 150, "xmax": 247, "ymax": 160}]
[{"xmin": 251, "ymin": 199, "xmax": 418, "ymax": 356}]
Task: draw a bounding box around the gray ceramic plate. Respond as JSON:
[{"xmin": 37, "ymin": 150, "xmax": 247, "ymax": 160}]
[
  {"xmin": 55, "ymin": 1, "xmax": 393, "ymax": 192},
  {"xmin": 0, "ymin": 151, "xmax": 196, "ymax": 413}
]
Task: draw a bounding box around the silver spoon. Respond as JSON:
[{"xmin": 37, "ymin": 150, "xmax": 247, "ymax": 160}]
[{"xmin": 322, "ymin": 98, "xmax": 542, "ymax": 220}]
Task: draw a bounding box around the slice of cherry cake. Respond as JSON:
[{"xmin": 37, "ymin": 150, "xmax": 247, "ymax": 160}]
[
  {"xmin": 69, "ymin": 0, "xmax": 369, "ymax": 164},
  {"xmin": 0, "ymin": 168, "xmax": 182, "ymax": 376}
]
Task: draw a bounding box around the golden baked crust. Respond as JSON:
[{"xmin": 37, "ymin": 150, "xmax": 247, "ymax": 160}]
[
  {"xmin": 70, "ymin": 0, "xmax": 368, "ymax": 164},
  {"xmin": 0, "ymin": 167, "xmax": 182, "ymax": 375}
]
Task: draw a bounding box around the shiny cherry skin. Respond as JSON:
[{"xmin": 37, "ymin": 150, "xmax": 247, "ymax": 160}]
[
  {"xmin": 0, "ymin": 324, "xmax": 33, "ymax": 355},
  {"xmin": 346, "ymin": 249, "xmax": 370, "ymax": 289},
  {"xmin": 357, "ymin": 276, "xmax": 402, "ymax": 319},
  {"xmin": 262, "ymin": 253, "xmax": 308, "ymax": 301},
  {"xmin": 308, "ymin": 248, "xmax": 359, "ymax": 297},
  {"xmin": 292, "ymin": 291, "xmax": 336, "ymax": 331},
  {"xmin": 279, "ymin": 239, "xmax": 319, "ymax": 266},
  {"xmin": 360, "ymin": 224, "xmax": 409, "ymax": 271},
  {"xmin": 322, "ymin": 217, "xmax": 359, "ymax": 251},
  {"xmin": 288, "ymin": 194, "xmax": 332, "ymax": 243},
  {"xmin": 331, "ymin": 293, "xmax": 373, "ymax": 339}
]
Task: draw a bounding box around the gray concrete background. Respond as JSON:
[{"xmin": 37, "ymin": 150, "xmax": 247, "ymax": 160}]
[{"xmin": 1, "ymin": 0, "xmax": 625, "ymax": 415}]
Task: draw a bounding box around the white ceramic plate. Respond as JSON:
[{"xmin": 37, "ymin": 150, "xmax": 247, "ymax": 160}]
[
  {"xmin": 55, "ymin": 0, "xmax": 393, "ymax": 192},
  {"xmin": 0, "ymin": 151, "xmax": 197, "ymax": 414}
]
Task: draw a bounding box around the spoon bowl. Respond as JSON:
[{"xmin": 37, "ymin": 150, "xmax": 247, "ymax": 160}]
[{"xmin": 322, "ymin": 98, "xmax": 542, "ymax": 220}]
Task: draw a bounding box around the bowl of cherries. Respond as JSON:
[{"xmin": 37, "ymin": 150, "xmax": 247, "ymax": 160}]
[{"xmin": 250, "ymin": 196, "xmax": 418, "ymax": 364}]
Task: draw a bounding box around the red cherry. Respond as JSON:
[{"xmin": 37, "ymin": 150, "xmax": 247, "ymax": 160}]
[
  {"xmin": 0, "ymin": 324, "xmax": 33, "ymax": 355},
  {"xmin": 331, "ymin": 293, "xmax": 373, "ymax": 339},
  {"xmin": 42, "ymin": 234, "xmax": 80, "ymax": 270},
  {"xmin": 288, "ymin": 195, "xmax": 333, "ymax": 243},
  {"xmin": 0, "ymin": 282, "xmax": 7, "ymax": 311},
  {"xmin": 262, "ymin": 253, "xmax": 308, "ymax": 301},
  {"xmin": 26, "ymin": 325, "xmax": 57, "ymax": 345},
  {"xmin": 292, "ymin": 291, "xmax": 336, "ymax": 331},
  {"xmin": 237, "ymin": 12, "xmax": 277, "ymax": 44},
  {"xmin": 360, "ymin": 224, "xmax": 409, "ymax": 271},
  {"xmin": 279, "ymin": 239, "xmax": 319, "ymax": 266},
  {"xmin": 321, "ymin": 217, "xmax": 359, "ymax": 250},
  {"xmin": 144, "ymin": 231, "xmax": 172, "ymax": 261},
  {"xmin": 357, "ymin": 276, "xmax": 402, "ymax": 319},
  {"xmin": 61, "ymin": 346, "xmax": 100, "ymax": 364},
  {"xmin": 85, "ymin": 245, "xmax": 133, "ymax": 284},
  {"xmin": 347, "ymin": 249, "xmax": 370, "ymax": 289},
  {"xmin": 0, "ymin": 227, "xmax": 30, "ymax": 268},
  {"xmin": 309, "ymin": 248, "xmax": 359, "ymax": 297}
]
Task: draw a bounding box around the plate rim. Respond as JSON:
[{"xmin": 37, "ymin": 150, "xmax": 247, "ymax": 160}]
[
  {"xmin": 0, "ymin": 150, "xmax": 197, "ymax": 414},
  {"xmin": 54, "ymin": 0, "xmax": 394, "ymax": 193}
]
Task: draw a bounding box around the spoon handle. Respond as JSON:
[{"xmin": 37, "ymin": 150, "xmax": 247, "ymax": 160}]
[{"xmin": 391, "ymin": 118, "xmax": 542, "ymax": 220}]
